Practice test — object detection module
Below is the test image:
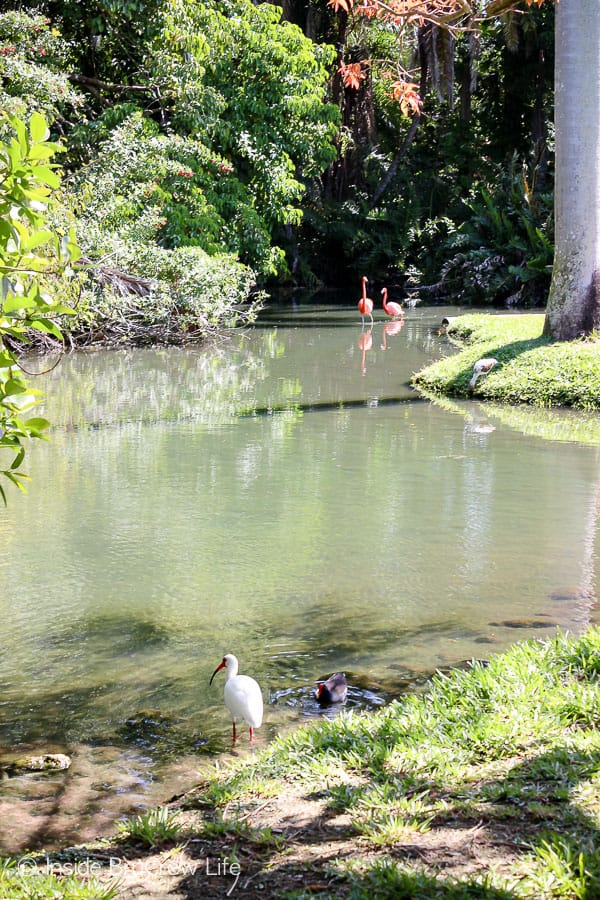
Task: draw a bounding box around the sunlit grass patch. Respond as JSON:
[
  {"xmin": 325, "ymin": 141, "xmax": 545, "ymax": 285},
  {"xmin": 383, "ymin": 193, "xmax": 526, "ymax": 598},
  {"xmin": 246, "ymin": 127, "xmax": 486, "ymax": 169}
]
[
  {"xmin": 354, "ymin": 810, "xmax": 435, "ymax": 844},
  {"xmin": 0, "ymin": 858, "xmax": 118, "ymax": 900},
  {"xmin": 193, "ymin": 813, "xmax": 283, "ymax": 849},
  {"xmin": 116, "ymin": 805, "xmax": 184, "ymax": 847},
  {"xmin": 338, "ymin": 857, "xmax": 512, "ymax": 899},
  {"xmin": 195, "ymin": 769, "xmax": 285, "ymax": 806},
  {"xmin": 517, "ymin": 836, "xmax": 600, "ymax": 899},
  {"xmin": 351, "ymin": 789, "xmax": 440, "ymax": 844}
]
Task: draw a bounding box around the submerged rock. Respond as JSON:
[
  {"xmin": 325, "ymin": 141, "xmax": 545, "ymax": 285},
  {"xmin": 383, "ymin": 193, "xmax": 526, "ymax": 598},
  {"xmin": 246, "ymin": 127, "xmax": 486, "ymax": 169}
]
[{"xmin": 2, "ymin": 753, "xmax": 71, "ymax": 776}]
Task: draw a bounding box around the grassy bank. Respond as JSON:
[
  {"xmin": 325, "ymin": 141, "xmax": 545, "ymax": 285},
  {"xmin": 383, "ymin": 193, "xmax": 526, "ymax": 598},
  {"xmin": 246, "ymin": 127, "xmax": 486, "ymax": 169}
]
[
  {"xmin": 4, "ymin": 628, "xmax": 600, "ymax": 898},
  {"xmin": 412, "ymin": 314, "xmax": 600, "ymax": 409}
]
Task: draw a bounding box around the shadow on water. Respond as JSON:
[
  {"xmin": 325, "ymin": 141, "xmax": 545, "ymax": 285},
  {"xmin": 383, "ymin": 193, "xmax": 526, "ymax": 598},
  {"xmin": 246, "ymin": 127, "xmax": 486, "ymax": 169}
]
[
  {"xmin": 34, "ymin": 613, "xmax": 173, "ymax": 653},
  {"xmin": 238, "ymin": 394, "xmax": 427, "ymax": 417}
]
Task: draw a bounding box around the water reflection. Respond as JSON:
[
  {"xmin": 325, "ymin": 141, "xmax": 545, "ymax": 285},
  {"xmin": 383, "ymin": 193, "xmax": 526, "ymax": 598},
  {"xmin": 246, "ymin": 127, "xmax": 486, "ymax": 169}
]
[
  {"xmin": 358, "ymin": 325, "xmax": 373, "ymax": 375},
  {"xmin": 1, "ymin": 303, "xmax": 599, "ymax": 849},
  {"xmin": 380, "ymin": 318, "xmax": 405, "ymax": 350}
]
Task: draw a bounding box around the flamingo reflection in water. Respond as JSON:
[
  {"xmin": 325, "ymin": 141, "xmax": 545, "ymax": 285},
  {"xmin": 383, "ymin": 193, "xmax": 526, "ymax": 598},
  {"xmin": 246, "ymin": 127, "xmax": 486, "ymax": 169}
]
[
  {"xmin": 380, "ymin": 318, "xmax": 405, "ymax": 350},
  {"xmin": 358, "ymin": 326, "xmax": 373, "ymax": 375}
]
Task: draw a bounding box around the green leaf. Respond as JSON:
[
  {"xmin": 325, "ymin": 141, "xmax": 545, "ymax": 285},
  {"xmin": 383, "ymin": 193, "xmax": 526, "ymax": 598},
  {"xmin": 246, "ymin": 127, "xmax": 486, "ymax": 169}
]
[
  {"xmin": 0, "ymin": 350, "xmax": 15, "ymax": 367},
  {"xmin": 10, "ymin": 447, "xmax": 25, "ymax": 469},
  {"xmin": 28, "ymin": 318, "xmax": 64, "ymax": 339},
  {"xmin": 31, "ymin": 165, "xmax": 60, "ymax": 190},
  {"xmin": 22, "ymin": 229, "xmax": 55, "ymax": 252},
  {"xmin": 4, "ymin": 470, "xmax": 29, "ymax": 492},
  {"xmin": 13, "ymin": 118, "xmax": 28, "ymax": 156},
  {"xmin": 25, "ymin": 417, "xmax": 50, "ymax": 431},
  {"xmin": 29, "ymin": 112, "xmax": 50, "ymax": 144},
  {"xmin": 4, "ymin": 378, "xmax": 27, "ymax": 395},
  {"xmin": 27, "ymin": 143, "xmax": 56, "ymax": 161},
  {"xmin": 3, "ymin": 294, "xmax": 38, "ymax": 314}
]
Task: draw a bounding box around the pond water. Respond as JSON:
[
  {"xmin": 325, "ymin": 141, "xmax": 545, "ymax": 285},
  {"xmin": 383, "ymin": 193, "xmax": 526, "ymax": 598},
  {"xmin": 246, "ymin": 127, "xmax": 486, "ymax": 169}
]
[{"xmin": 1, "ymin": 301, "xmax": 599, "ymax": 851}]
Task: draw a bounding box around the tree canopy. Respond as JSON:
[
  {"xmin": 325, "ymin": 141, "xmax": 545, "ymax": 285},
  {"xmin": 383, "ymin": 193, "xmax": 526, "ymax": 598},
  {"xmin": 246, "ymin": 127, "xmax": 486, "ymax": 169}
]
[{"xmin": 4, "ymin": 0, "xmax": 596, "ymax": 348}]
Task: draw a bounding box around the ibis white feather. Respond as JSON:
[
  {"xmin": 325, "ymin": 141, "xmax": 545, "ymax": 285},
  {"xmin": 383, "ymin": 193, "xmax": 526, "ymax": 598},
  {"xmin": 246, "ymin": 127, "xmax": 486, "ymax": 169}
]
[{"xmin": 210, "ymin": 653, "xmax": 263, "ymax": 742}]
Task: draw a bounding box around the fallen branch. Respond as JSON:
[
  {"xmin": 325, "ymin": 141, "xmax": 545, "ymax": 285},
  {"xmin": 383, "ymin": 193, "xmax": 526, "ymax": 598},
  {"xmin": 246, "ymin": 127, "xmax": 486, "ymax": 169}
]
[{"xmin": 77, "ymin": 256, "xmax": 157, "ymax": 298}]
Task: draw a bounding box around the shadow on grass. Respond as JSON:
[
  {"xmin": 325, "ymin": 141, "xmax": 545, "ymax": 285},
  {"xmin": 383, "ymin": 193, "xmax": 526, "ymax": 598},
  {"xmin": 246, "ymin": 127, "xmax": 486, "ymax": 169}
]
[{"xmin": 11, "ymin": 737, "xmax": 600, "ymax": 898}]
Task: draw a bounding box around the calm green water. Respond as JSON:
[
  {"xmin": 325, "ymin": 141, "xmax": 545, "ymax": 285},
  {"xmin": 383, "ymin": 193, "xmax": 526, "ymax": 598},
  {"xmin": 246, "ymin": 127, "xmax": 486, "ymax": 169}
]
[{"xmin": 1, "ymin": 302, "xmax": 599, "ymax": 848}]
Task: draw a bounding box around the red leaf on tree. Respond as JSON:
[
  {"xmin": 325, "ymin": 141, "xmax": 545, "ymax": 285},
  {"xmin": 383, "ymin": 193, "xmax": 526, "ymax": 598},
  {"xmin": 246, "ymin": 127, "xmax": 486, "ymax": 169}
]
[
  {"xmin": 328, "ymin": 0, "xmax": 354, "ymax": 12},
  {"xmin": 339, "ymin": 62, "xmax": 367, "ymax": 90},
  {"xmin": 391, "ymin": 80, "xmax": 423, "ymax": 117}
]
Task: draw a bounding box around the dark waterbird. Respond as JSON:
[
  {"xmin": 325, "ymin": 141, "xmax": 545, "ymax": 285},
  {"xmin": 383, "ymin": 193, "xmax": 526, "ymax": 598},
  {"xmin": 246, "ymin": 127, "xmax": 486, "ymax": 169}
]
[{"xmin": 315, "ymin": 672, "xmax": 348, "ymax": 706}]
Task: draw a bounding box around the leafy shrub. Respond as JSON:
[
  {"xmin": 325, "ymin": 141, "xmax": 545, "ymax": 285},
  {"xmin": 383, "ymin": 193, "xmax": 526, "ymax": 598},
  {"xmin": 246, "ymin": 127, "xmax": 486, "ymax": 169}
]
[
  {"xmin": 0, "ymin": 112, "xmax": 79, "ymax": 500},
  {"xmin": 0, "ymin": 10, "xmax": 82, "ymax": 134},
  {"xmin": 438, "ymin": 153, "xmax": 553, "ymax": 306}
]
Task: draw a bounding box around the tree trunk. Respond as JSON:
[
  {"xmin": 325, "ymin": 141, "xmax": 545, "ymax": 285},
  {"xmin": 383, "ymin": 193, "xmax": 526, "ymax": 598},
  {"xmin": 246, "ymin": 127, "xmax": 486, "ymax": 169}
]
[{"xmin": 544, "ymin": 0, "xmax": 600, "ymax": 340}]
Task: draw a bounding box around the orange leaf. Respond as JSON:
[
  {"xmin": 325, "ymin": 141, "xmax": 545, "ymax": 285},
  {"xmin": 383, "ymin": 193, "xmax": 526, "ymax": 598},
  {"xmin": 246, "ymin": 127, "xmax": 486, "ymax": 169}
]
[
  {"xmin": 391, "ymin": 80, "xmax": 423, "ymax": 117},
  {"xmin": 339, "ymin": 62, "xmax": 366, "ymax": 90},
  {"xmin": 328, "ymin": 0, "xmax": 354, "ymax": 12}
]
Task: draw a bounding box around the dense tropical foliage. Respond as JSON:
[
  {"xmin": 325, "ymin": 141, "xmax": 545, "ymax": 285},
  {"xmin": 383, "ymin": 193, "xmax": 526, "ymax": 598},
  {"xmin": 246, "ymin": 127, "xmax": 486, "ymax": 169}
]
[{"xmin": 0, "ymin": 0, "xmax": 555, "ymax": 304}]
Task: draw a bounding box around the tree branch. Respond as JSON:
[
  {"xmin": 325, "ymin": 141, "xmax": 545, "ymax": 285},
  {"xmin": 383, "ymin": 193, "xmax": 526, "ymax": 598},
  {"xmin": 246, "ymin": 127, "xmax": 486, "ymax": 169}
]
[
  {"xmin": 369, "ymin": 117, "xmax": 421, "ymax": 210},
  {"xmin": 485, "ymin": 0, "xmax": 525, "ymax": 16},
  {"xmin": 68, "ymin": 74, "xmax": 154, "ymax": 95}
]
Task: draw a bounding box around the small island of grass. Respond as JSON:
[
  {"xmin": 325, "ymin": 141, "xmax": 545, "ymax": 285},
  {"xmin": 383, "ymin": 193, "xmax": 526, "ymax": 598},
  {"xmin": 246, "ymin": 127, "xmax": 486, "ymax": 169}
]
[{"xmin": 412, "ymin": 313, "xmax": 600, "ymax": 410}]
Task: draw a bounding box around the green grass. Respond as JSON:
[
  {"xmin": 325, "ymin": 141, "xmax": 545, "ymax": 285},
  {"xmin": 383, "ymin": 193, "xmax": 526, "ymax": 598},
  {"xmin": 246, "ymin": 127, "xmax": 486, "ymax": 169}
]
[
  {"xmin": 412, "ymin": 313, "xmax": 600, "ymax": 409},
  {"xmin": 0, "ymin": 858, "xmax": 118, "ymax": 900},
  {"xmin": 115, "ymin": 805, "xmax": 184, "ymax": 846},
  {"xmin": 202, "ymin": 628, "xmax": 600, "ymax": 897}
]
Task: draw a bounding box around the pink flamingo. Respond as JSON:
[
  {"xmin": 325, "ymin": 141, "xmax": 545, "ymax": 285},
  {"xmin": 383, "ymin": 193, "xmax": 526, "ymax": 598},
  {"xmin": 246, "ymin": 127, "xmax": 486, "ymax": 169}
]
[
  {"xmin": 381, "ymin": 287, "xmax": 404, "ymax": 319},
  {"xmin": 357, "ymin": 276, "xmax": 374, "ymax": 325}
]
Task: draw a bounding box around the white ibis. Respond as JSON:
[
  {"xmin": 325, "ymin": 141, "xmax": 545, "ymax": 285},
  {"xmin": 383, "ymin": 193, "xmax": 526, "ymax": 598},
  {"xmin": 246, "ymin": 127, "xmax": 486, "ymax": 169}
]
[
  {"xmin": 381, "ymin": 287, "xmax": 404, "ymax": 319},
  {"xmin": 358, "ymin": 276, "xmax": 374, "ymax": 325},
  {"xmin": 209, "ymin": 653, "xmax": 263, "ymax": 742},
  {"xmin": 469, "ymin": 357, "xmax": 498, "ymax": 392},
  {"xmin": 315, "ymin": 672, "xmax": 347, "ymax": 706}
]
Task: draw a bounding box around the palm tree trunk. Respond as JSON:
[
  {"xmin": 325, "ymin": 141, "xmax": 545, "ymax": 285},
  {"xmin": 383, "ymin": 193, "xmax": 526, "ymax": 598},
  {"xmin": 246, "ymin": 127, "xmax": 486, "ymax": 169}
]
[{"xmin": 544, "ymin": 0, "xmax": 600, "ymax": 339}]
